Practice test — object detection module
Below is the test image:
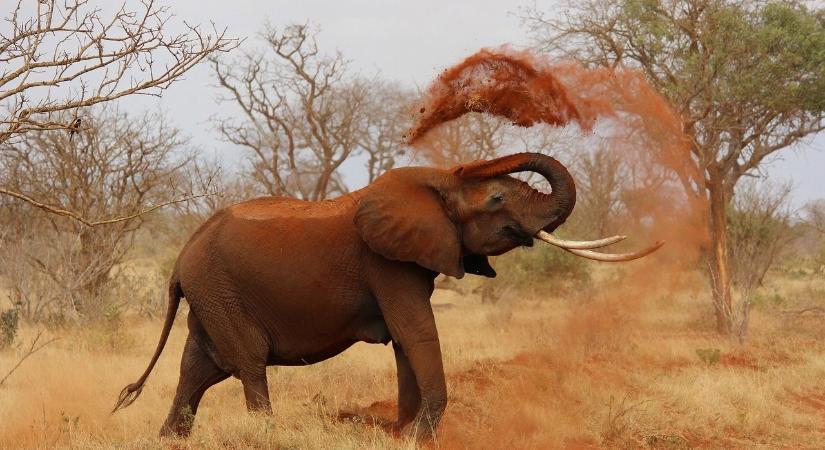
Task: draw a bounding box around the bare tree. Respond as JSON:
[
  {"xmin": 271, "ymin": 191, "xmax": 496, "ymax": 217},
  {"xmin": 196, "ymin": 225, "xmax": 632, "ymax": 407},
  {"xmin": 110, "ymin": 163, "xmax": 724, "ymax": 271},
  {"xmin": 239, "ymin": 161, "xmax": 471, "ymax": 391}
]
[
  {"xmin": 803, "ymin": 199, "xmax": 825, "ymax": 274},
  {"xmin": 727, "ymin": 180, "xmax": 796, "ymax": 343},
  {"xmin": 524, "ymin": 0, "xmax": 825, "ymax": 333},
  {"xmin": 416, "ymin": 112, "xmax": 507, "ymax": 167},
  {"xmin": 572, "ymin": 145, "xmax": 625, "ymax": 237},
  {"xmin": 174, "ymin": 156, "xmax": 251, "ymax": 216},
  {"xmin": 0, "ymin": 107, "xmax": 191, "ymax": 320},
  {"xmin": 213, "ymin": 23, "xmax": 409, "ymax": 200},
  {"xmin": 805, "ymin": 200, "xmax": 825, "ymax": 236},
  {"xmin": 361, "ymin": 81, "xmax": 412, "ymax": 183},
  {"xmin": 0, "ymin": 0, "xmax": 237, "ymax": 221}
]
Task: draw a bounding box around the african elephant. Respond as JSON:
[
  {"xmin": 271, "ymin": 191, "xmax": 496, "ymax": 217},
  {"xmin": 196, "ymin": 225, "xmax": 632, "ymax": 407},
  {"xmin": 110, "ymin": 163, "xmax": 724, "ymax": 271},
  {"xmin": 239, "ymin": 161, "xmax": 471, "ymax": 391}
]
[{"xmin": 113, "ymin": 152, "xmax": 658, "ymax": 439}]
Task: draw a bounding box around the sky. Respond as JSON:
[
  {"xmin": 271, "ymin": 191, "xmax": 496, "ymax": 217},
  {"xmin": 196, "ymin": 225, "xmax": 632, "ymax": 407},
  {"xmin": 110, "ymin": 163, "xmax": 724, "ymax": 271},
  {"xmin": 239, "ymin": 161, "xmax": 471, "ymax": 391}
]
[{"xmin": 125, "ymin": 0, "xmax": 823, "ymax": 207}]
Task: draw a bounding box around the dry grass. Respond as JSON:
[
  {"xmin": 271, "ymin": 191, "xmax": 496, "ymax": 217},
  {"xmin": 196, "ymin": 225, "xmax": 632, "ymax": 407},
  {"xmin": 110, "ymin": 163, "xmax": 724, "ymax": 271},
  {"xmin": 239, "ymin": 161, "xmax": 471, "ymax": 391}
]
[{"xmin": 1, "ymin": 266, "xmax": 825, "ymax": 449}]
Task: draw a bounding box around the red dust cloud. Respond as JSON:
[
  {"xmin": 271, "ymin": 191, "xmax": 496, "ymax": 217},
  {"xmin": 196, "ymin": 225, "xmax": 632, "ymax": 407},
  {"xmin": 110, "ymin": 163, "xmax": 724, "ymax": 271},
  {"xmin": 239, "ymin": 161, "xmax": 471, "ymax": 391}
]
[
  {"xmin": 405, "ymin": 48, "xmax": 603, "ymax": 145},
  {"xmin": 397, "ymin": 48, "xmax": 713, "ymax": 448},
  {"xmin": 407, "ymin": 47, "xmax": 707, "ymax": 263}
]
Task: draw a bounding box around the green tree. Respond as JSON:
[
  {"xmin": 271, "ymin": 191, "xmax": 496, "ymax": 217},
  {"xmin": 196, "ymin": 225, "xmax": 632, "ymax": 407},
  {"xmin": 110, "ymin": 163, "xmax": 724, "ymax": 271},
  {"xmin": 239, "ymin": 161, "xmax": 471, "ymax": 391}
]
[{"xmin": 524, "ymin": 0, "xmax": 825, "ymax": 334}]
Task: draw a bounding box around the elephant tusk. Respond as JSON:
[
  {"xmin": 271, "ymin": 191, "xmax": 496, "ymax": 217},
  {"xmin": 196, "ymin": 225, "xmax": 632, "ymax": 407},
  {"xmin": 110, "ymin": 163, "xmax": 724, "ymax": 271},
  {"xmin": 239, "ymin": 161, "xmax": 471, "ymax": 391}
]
[
  {"xmin": 562, "ymin": 241, "xmax": 665, "ymax": 262},
  {"xmin": 536, "ymin": 231, "xmax": 665, "ymax": 262},
  {"xmin": 535, "ymin": 231, "xmax": 626, "ymax": 249}
]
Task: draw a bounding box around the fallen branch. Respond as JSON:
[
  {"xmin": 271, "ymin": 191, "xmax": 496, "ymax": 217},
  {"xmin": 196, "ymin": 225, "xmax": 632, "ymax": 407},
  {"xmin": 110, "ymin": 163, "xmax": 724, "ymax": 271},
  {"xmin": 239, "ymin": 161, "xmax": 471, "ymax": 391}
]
[
  {"xmin": 0, "ymin": 330, "xmax": 58, "ymax": 388},
  {"xmin": 0, "ymin": 188, "xmax": 219, "ymax": 227},
  {"xmin": 781, "ymin": 307, "xmax": 825, "ymax": 316}
]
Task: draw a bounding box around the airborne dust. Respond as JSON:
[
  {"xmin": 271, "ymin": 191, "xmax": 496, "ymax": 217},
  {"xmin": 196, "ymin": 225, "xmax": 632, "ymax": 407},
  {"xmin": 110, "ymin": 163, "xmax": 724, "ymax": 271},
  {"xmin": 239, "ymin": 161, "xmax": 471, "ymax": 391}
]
[
  {"xmin": 407, "ymin": 47, "xmax": 706, "ymax": 265},
  {"xmin": 6, "ymin": 48, "xmax": 820, "ymax": 450},
  {"xmin": 396, "ymin": 48, "xmax": 712, "ymax": 447}
]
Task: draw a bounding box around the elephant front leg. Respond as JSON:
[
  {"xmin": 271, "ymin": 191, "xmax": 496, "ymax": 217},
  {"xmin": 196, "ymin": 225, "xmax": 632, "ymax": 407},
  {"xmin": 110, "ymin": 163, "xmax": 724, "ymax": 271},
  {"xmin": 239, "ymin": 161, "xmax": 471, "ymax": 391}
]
[
  {"xmin": 380, "ymin": 303, "xmax": 447, "ymax": 438},
  {"xmin": 396, "ymin": 336, "xmax": 447, "ymax": 440},
  {"xmin": 371, "ymin": 263, "xmax": 448, "ymax": 440},
  {"xmin": 393, "ymin": 341, "xmax": 421, "ymax": 428}
]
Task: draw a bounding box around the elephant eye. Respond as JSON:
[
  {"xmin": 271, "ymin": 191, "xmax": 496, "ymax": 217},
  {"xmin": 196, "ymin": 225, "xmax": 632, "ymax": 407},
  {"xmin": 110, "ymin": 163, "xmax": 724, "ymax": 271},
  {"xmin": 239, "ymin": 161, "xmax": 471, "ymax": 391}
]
[{"xmin": 489, "ymin": 192, "xmax": 505, "ymax": 203}]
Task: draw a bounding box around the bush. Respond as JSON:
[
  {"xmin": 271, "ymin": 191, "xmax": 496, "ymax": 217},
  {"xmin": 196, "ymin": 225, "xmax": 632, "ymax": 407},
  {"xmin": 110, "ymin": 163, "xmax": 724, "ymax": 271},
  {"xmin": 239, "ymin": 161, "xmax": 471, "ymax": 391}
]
[
  {"xmin": 695, "ymin": 348, "xmax": 721, "ymax": 366},
  {"xmin": 482, "ymin": 245, "xmax": 592, "ymax": 302},
  {"xmin": 508, "ymin": 245, "xmax": 591, "ymax": 281},
  {"xmin": 79, "ymin": 304, "xmax": 135, "ymax": 352},
  {"xmin": 0, "ymin": 304, "xmax": 20, "ymax": 349},
  {"xmin": 814, "ymin": 244, "xmax": 825, "ymax": 274}
]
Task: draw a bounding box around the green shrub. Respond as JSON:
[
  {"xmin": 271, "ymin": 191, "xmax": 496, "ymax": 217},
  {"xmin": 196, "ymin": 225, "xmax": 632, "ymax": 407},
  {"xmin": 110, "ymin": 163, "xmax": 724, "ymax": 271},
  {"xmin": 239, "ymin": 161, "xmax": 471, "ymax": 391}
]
[
  {"xmin": 0, "ymin": 304, "xmax": 20, "ymax": 349},
  {"xmin": 80, "ymin": 304, "xmax": 135, "ymax": 352},
  {"xmin": 786, "ymin": 268, "xmax": 808, "ymax": 280},
  {"xmin": 485, "ymin": 245, "xmax": 592, "ymax": 301},
  {"xmin": 500, "ymin": 245, "xmax": 590, "ymax": 282},
  {"xmin": 695, "ymin": 348, "xmax": 721, "ymax": 366},
  {"xmin": 752, "ymin": 290, "xmax": 785, "ymax": 308},
  {"xmin": 644, "ymin": 434, "xmax": 690, "ymax": 449}
]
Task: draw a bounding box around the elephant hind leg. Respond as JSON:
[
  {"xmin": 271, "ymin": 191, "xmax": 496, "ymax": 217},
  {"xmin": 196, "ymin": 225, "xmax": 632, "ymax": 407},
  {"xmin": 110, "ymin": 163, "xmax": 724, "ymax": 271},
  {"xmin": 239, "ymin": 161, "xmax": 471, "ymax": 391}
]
[
  {"xmin": 160, "ymin": 333, "xmax": 229, "ymax": 438},
  {"xmin": 240, "ymin": 365, "xmax": 272, "ymax": 413},
  {"xmin": 237, "ymin": 330, "xmax": 272, "ymax": 413}
]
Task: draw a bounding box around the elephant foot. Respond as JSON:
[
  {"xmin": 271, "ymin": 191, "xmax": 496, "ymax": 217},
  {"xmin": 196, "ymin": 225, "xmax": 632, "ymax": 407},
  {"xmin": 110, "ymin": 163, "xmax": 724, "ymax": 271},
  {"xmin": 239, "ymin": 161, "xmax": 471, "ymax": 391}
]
[
  {"xmin": 335, "ymin": 400, "xmax": 401, "ymax": 435},
  {"xmin": 159, "ymin": 423, "xmax": 192, "ymax": 439},
  {"xmin": 337, "ymin": 409, "xmax": 395, "ymax": 431},
  {"xmin": 400, "ymin": 420, "xmax": 437, "ymax": 441},
  {"xmin": 159, "ymin": 409, "xmax": 196, "ymax": 439},
  {"xmin": 399, "ymin": 405, "xmax": 445, "ymax": 442}
]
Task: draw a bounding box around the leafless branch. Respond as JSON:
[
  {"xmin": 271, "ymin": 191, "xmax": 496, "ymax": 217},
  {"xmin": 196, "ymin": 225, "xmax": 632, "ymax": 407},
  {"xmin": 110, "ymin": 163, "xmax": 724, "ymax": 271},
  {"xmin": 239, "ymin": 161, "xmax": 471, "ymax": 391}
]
[
  {"xmin": 804, "ymin": 200, "xmax": 825, "ymax": 236},
  {"xmin": 1, "ymin": 0, "xmax": 239, "ymax": 144},
  {"xmin": 781, "ymin": 307, "xmax": 825, "ymax": 316},
  {"xmin": 0, "ymin": 330, "xmax": 58, "ymax": 388},
  {"xmin": 0, "ymin": 187, "xmax": 215, "ymax": 227},
  {"xmin": 0, "ymin": 107, "xmax": 200, "ymax": 319},
  {"xmin": 212, "ymin": 23, "xmax": 409, "ymax": 200}
]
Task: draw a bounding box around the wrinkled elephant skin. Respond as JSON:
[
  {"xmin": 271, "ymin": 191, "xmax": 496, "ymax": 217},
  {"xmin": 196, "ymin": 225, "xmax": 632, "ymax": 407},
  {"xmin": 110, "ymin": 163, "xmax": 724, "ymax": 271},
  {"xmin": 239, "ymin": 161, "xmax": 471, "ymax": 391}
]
[{"xmin": 113, "ymin": 152, "xmax": 577, "ymax": 440}]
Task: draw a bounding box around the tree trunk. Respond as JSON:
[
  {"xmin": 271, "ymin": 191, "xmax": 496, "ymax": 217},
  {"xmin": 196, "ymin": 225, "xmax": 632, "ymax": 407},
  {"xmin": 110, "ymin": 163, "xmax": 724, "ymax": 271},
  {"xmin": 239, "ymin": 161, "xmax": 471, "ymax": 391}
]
[
  {"xmin": 78, "ymin": 229, "xmax": 112, "ymax": 316},
  {"xmin": 706, "ymin": 173, "xmax": 734, "ymax": 334}
]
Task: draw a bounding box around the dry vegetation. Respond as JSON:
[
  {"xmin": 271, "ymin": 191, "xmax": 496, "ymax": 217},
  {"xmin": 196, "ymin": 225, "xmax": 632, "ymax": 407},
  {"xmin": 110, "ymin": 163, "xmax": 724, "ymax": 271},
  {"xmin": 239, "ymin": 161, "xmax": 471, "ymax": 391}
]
[
  {"xmin": 2, "ymin": 256, "xmax": 825, "ymax": 449},
  {"xmin": 3, "ymin": 1, "xmax": 825, "ymax": 449}
]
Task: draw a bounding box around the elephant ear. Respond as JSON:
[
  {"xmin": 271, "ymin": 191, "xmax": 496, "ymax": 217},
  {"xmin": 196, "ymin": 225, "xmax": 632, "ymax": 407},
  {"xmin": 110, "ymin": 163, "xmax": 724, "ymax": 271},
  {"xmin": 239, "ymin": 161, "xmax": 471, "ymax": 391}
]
[
  {"xmin": 355, "ymin": 176, "xmax": 464, "ymax": 278},
  {"xmin": 463, "ymin": 254, "xmax": 496, "ymax": 278}
]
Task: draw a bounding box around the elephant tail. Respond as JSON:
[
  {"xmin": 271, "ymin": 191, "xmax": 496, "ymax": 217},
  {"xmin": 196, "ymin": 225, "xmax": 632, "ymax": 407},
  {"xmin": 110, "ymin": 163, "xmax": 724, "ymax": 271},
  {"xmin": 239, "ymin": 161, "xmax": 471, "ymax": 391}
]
[{"xmin": 112, "ymin": 273, "xmax": 183, "ymax": 413}]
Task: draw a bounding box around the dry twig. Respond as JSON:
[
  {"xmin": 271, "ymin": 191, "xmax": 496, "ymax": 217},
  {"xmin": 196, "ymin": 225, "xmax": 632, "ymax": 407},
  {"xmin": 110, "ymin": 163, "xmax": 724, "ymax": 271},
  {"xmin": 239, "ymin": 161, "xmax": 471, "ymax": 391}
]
[
  {"xmin": 0, "ymin": 330, "xmax": 58, "ymax": 388},
  {"xmin": 0, "ymin": 187, "xmax": 216, "ymax": 227},
  {"xmin": 1, "ymin": 0, "xmax": 239, "ymax": 143}
]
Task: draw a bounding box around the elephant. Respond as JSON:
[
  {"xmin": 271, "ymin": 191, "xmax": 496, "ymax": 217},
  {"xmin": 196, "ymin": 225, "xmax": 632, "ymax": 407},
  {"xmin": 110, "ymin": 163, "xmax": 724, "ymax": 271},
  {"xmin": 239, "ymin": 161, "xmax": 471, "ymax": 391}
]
[{"xmin": 112, "ymin": 152, "xmax": 660, "ymax": 439}]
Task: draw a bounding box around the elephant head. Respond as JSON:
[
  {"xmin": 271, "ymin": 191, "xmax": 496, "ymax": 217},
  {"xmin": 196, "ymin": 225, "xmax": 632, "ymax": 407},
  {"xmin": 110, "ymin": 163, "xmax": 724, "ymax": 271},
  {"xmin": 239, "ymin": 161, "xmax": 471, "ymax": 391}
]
[{"xmin": 355, "ymin": 152, "xmax": 662, "ymax": 278}]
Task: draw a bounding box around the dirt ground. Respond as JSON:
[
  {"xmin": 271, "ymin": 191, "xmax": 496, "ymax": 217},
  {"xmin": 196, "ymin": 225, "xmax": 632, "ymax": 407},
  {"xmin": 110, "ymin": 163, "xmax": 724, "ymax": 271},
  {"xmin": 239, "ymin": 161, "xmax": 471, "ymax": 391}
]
[{"xmin": 1, "ymin": 267, "xmax": 824, "ymax": 449}]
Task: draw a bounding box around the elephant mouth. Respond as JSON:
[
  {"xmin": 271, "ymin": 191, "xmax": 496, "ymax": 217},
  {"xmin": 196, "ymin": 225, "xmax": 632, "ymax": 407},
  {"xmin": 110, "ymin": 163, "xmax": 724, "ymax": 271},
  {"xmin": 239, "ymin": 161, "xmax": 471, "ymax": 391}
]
[{"xmin": 501, "ymin": 224, "xmax": 535, "ymax": 248}]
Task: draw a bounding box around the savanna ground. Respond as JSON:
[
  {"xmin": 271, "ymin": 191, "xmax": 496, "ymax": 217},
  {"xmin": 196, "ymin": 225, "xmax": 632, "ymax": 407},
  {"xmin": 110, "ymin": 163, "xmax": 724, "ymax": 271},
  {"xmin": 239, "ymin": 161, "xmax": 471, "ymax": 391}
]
[{"xmin": 1, "ymin": 257, "xmax": 825, "ymax": 450}]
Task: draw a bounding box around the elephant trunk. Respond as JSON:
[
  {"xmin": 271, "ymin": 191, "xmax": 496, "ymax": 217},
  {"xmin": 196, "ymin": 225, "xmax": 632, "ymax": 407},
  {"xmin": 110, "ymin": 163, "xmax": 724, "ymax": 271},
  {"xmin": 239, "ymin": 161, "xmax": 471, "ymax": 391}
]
[
  {"xmin": 457, "ymin": 152, "xmax": 576, "ymax": 232},
  {"xmin": 455, "ymin": 152, "xmax": 663, "ymax": 262}
]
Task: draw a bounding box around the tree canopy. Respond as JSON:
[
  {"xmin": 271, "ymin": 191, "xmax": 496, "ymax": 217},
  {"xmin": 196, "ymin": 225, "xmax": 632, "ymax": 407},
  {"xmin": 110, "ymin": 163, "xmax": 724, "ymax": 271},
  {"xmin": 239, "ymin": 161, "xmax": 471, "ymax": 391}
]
[{"xmin": 523, "ymin": 0, "xmax": 825, "ymax": 334}]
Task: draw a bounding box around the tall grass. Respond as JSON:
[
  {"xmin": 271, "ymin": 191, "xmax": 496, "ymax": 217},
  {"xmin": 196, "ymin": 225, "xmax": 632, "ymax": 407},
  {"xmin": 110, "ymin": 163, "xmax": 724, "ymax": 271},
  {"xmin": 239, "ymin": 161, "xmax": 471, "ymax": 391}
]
[{"xmin": 1, "ymin": 266, "xmax": 825, "ymax": 449}]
